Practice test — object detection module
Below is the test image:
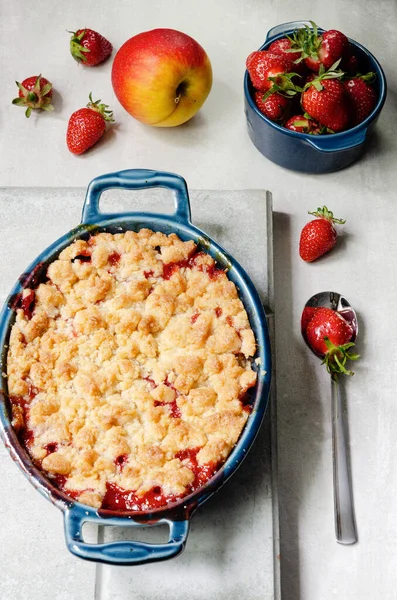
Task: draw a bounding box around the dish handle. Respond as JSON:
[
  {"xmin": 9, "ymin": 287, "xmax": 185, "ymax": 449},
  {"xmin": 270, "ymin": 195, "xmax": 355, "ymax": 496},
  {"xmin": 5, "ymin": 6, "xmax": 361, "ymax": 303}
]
[
  {"xmin": 265, "ymin": 20, "xmax": 313, "ymax": 42},
  {"xmin": 81, "ymin": 169, "xmax": 191, "ymax": 225},
  {"xmin": 64, "ymin": 505, "xmax": 190, "ymax": 565}
]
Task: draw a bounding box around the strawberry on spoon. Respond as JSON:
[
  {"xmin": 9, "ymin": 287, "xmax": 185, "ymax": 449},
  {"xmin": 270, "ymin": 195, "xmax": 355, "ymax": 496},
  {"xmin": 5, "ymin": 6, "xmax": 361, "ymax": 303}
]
[{"xmin": 301, "ymin": 291, "xmax": 359, "ymax": 545}]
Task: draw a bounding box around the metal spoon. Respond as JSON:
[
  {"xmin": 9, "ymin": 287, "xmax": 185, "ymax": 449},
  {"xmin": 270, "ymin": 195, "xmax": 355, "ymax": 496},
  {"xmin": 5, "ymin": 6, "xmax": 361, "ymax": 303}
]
[{"xmin": 302, "ymin": 291, "xmax": 358, "ymax": 545}]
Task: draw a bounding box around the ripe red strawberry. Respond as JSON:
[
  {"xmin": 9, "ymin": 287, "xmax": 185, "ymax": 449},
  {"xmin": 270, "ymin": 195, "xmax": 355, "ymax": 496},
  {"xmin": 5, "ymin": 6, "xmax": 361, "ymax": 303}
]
[
  {"xmin": 306, "ymin": 307, "xmax": 353, "ymax": 355},
  {"xmin": 66, "ymin": 94, "xmax": 114, "ymax": 155},
  {"xmin": 344, "ymin": 74, "xmax": 377, "ymax": 126},
  {"xmin": 341, "ymin": 52, "xmax": 360, "ymax": 75},
  {"xmin": 293, "ymin": 22, "xmax": 349, "ymax": 72},
  {"xmin": 284, "ymin": 114, "xmax": 321, "ymax": 133},
  {"xmin": 268, "ymin": 37, "xmax": 302, "ymax": 63},
  {"xmin": 254, "ymin": 90, "xmax": 291, "ymax": 122},
  {"xmin": 299, "ymin": 206, "xmax": 345, "ymax": 262},
  {"xmin": 246, "ymin": 51, "xmax": 300, "ymax": 94},
  {"xmin": 301, "ymin": 306, "xmax": 319, "ymax": 332},
  {"xmin": 267, "ymin": 37, "xmax": 308, "ymax": 76},
  {"xmin": 12, "ymin": 74, "xmax": 53, "ymax": 118},
  {"xmin": 302, "ymin": 75, "xmax": 350, "ymax": 132},
  {"xmin": 306, "ymin": 29, "xmax": 349, "ymax": 72},
  {"xmin": 304, "ymin": 307, "xmax": 359, "ymax": 377},
  {"xmin": 69, "ymin": 28, "xmax": 112, "ymax": 66}
]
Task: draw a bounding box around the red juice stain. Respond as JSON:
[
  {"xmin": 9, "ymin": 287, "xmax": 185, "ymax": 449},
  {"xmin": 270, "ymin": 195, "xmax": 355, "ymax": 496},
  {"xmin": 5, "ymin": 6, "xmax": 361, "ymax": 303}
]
[
  {"xmin": 101, "ymin": 482, "xmax": 180, "ymax": 511},
  {"xmin": 154, "ymin": 399, "xmax": 181, "ymax": 418},
  {"xmin": 215, "ymin": 307, "xmax": 222, "ymax": 318},
  {"xmin": 226, "ymin": 315, "xmax": 234, "ymax": 327},
  {"xmin": 169, "ymin": 400, "xmax": 181, "ymax": 418},
  {"xmin": 115, "ymin": 454, "xmax": 128, "ymax": 470},
  {"xmin": 143, "ymin": 376, "xmax": 157, "ymax": 389},
  {"xmin": 144, "ymin": 270, "xmax": 154, "ymax": 279},
  {"xmin": 190, "ymin": 312, "xmax": 200, "ymax": 324},
  {"xmin": 239, "ymin": 391, "xmax": 253, "ymax": 413},
  {"xmin": 48, "ymin": 474, "xmax": 80, "ymax": 500},
  {"xmin": 19, "ymin": 261, "xmax": 48, "ymax": 288},
  {"xmin": 108, "ymin": 252, "xmax": 121, "ymax": 266},
  {"xmin": 44, "ymin": 442, "xmax": 58, "ymax": 455},
  {"xmin": 27, "ymin": 383, "xmax": 39, "ymax": 400},
  {"xmin": 21, "ymin": 428, "xmax": 35, "ymax": 446},
  {"xmin": 175, "ymin": 447, "xmax": 200, "ymax": 463},
  {"xmin": 9, "ymin": 395, "xmax": 34, "ymax": 445},
  {"xmin": 164, "ymin": 375, "xmax": 177, "ymax": 391},
  {"xmin": 53, "ymin": 474, "xmax": 67, "ymax": 489},
  {"xmin": 203, "ymin": 263, "xmax": 224, "ymax": 280},
  {"xmin": 20, "ymin": 289, "xmax": 36, "ymax": 320},
  {"xmin": 162, "ymin": 249, "xmax": 204, "ymax": 280},
  {"xmin": 175, "ymin": 447, "xmax": 218, "ymax": 491}
]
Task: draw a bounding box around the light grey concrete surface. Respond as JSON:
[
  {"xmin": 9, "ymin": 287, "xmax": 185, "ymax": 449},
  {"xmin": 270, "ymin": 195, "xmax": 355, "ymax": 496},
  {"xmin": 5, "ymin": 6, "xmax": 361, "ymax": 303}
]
[{"xmin": 1, "ymin": 0, "xmax": 397, "ymax": 598}]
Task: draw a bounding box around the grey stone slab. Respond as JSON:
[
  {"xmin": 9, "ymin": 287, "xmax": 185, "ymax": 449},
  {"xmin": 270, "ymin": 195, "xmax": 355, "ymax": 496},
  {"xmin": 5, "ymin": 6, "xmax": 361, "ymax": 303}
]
[{"xmin": 0, "ymin": 188, "xmax": 277, "ymax": 600}]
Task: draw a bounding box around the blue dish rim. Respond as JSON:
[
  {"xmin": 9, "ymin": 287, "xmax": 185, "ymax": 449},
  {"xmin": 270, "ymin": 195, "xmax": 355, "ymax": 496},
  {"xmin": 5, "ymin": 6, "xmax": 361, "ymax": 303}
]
[{"xmin": 244, "ymin": 23, "xmax": 388, "ymax": 149}]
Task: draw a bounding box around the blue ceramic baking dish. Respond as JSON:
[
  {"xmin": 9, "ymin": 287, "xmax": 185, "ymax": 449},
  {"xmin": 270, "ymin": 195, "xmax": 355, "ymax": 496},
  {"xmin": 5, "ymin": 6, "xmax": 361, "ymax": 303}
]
[
  {"xmin": 0, "ymin": 169, "xmax": 271, "ymax": 566},
  {"xmin": 244, "ymin": 20, "xmax": 387, "ymax": 173}
]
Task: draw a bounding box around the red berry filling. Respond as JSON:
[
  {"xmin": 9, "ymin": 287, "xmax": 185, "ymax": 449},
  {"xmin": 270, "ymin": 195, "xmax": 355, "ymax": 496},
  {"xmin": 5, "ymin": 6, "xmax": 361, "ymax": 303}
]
[
  {"xmin": 108, "ymin": 251, "xmax": 121, "ymax": 266},
  {"xmin": 20, "ymin": 290, "xmax": 36, "ymax": 320}
]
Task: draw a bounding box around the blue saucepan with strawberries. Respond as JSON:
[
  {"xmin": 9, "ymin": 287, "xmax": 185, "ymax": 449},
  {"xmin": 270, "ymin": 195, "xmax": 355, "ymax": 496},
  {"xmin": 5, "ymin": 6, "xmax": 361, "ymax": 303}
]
[{"xmin": 244, "ymin": 20, "xmax": 387, "ymax": 173}]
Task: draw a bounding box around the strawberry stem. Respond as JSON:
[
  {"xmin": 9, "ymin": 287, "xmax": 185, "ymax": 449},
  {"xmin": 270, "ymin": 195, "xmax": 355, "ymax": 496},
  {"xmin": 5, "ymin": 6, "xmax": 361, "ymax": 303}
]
[
  {"xmin": 70, "ymin": 29, "xmax": 90, "ymax": 63},
  {"xmin": 304, "ymin": 60, "xmax": 345, "ymax": 92},
  {"xmin": 87, "ymin": 93, "xmax": 114, "ymax": 122},
  {"xmin": 263, "ymin": 72, "xmax": 303, "ymax": 100},
  {"xmin": 322, "ymin": 337, "xmax": 360, "ymax": 379},
  {"xmin": 308, "ymin": 206, "xmax": 346, "ymax": 224},
  {"xmin": 12, "ymin": 74, "xmax": 54, "ymax": 118}
]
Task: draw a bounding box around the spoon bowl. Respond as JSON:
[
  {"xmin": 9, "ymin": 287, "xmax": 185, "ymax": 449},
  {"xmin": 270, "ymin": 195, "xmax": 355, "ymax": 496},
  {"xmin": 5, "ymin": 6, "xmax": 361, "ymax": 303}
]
[
  {"xmin": 301, "ymin": 291, "xmax": 358, "ymax": 545},
  {"xmin": 302, "ymin": 291, "xmax": 358, "ymax": 356}
]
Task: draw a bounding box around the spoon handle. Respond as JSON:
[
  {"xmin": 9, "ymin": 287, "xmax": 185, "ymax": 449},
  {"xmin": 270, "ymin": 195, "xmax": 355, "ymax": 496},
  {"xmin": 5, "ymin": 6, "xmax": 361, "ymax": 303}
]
[{"xmin": 331, "ymin": 377, "xmax": 358, "ymax": 545}]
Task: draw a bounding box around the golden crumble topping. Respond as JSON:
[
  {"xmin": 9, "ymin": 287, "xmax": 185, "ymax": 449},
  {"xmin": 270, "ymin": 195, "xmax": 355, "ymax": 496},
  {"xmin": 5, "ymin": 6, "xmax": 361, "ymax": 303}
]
[{"xmin": 7, "ymin": 229, "xmax": 257, "ymax": 510}]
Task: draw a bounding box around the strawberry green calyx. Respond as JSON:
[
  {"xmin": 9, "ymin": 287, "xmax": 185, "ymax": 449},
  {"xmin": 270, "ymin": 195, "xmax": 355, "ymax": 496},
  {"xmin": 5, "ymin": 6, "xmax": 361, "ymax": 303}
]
[
  {"xmin": 87, "ymin": 93, "xmax": 114, "ymax": 122},
  {"xmin": 304, "ymin": 60, "xmax": 345, "ymax": 92},
  {"xmin": 289, "ymin": 21, "xmax": 322, "ymax": 63},
  {"xmin": 12, "ymin": 75, "xmax": 54, "ymax": 118},
  {"xmin": 69, "ymin": 29, "xmax": 90, "ymax": 63},
  {"xmin": 263, "ymin": 72, "xmax": 303, "ymax": 100},
  {"xmin": 322, "ymin": 337, "xmax": 360, "ymax": 379},
  {"xmin": 308, "ymin": 206, "xmax": 346, "ymax": 224},
  {"xmin": 350, "ymin": 71, "xmax": 376, "ymax": 84},
  {"xmin": 286, "ymin": 21, "xmax": 321, "ymax": 63}
]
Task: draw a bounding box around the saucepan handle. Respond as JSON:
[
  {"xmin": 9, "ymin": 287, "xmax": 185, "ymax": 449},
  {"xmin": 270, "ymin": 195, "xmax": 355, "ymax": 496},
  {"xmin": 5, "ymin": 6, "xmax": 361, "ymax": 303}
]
[
  {"xmin": 265, "ymin": 20, "xmax": 313, "ymax": 43},
  {"xmin": 304, "ymin": 128, "xmax": 367, "ymax": 152},
  {"xmin": 64, "ymin": 505, "xmax": 190, "ymax": 565},
  {"xmin": 81, "ymin": 169, "xmax": 191, "ymax": 225}
]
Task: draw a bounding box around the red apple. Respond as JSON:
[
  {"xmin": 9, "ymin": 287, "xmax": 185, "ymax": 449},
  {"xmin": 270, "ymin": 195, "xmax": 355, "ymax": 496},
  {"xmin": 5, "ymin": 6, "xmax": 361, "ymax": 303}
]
[{"xmin": 111, "ymin": 28, "xmax": 213, "ymax": 127}]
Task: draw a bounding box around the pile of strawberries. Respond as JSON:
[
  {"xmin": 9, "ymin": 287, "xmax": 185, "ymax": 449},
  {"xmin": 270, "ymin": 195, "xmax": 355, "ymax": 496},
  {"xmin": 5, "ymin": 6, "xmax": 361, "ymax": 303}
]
[
  {"xmin": 246, "ymin": 21, "xmax": 378, "ymax": 134},
  {"xmin": 12, "ymin": 29, "xmax": 114, "ymax": 155}
]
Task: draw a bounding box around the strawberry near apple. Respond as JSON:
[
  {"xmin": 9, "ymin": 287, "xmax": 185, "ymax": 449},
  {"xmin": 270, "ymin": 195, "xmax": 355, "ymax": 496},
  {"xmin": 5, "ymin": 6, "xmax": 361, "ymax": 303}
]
[{"xmin": 111, "ymin": 28, "xmax": 213, "ymax": 127}]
